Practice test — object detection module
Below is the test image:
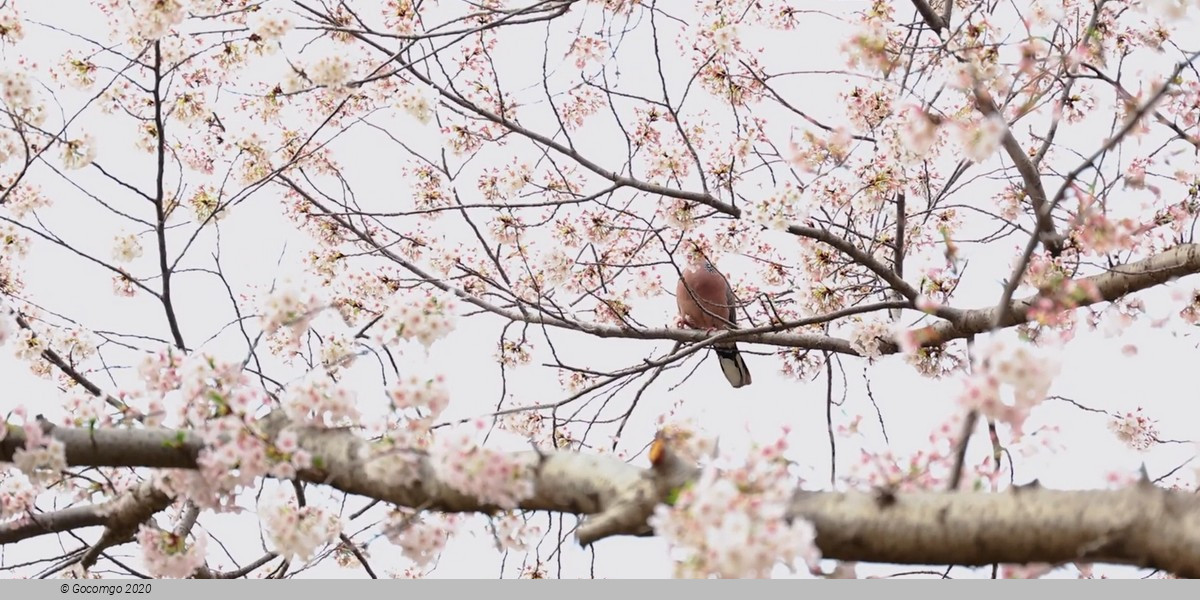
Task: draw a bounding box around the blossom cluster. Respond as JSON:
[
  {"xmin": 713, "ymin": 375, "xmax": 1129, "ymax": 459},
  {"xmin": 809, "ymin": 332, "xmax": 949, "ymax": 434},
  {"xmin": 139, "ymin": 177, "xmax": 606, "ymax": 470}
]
[
  {"xmin": 61, "ymin": 389, "xmax": 106, "ymax": 428},
  {"xmin": 384, "ymin": 509, "xmax": 456, "ymax": 566},
  {"xmin": 267, "ymin": 429, "xmax": 314, "ymax": 479},
  {"xmin": 0, "ymin": 471, "xmax": 36, "ymax": 521},
  {"xmin": 309, "ymin": 55, "xmax": 354, "ymax": 88},
  {"xmin": 429, "ymin": 420, "xmax": 535, "ymax": 509},
  {"xmin": 261, "ymin": 494, "xmax": 343, "ymax": 563},
  {"xmin": 848, "ymin": 318, "xmax": 893, "ymax": 359},
  {"xmin": 649, "ymin": 432, "xmax": 821, "ymax": 578},
  {"xmin": 111, "ymin": 231, "xmax": 143, "ymax": 263},
  {"xmin": 382, "ymin": 0, "xmax": 420, "ymax": 34},
  {"xmin": 956, "ymin": 339, "xmax": 1060, "ymax": 436},
  {"xmin": 496, "ymin": 338, "xmax": 533, "ymax": 367},
  {"xmin": 1108, "ymin": 408, "xmax": 1159, "ymax": 451},
  {"xmin": 249, "ymin": 10, "xmax": 293, "ymax": 42},
  {"xmin": 129, "ymin": 0, "xmax": 186, "ymax": 40},
  {"xmin": 372, "ymin": 290, "xmax": 458, "ymax": 348},
  {"xmin": 1, "ymin": 71, "xmax": 35, "ymax": 110},
  {"xmin": 11, "ymin": 421, "xmax": 67, "ymax": 485},
  {"xmin": 743, "ymin": 185, "xmax": 807, "ymax": 231},
  {"xmin": 490, "ymin": 512, "xmax": 543, "ymax": 552},
  {"xmin": 282, "ymin": 375, "xmax": 361, "ymax": 428},
  {"xmin": 1025, "ymin": 281, "xmax": 1102, "ymax": 336},
  {"xmin": 136, "ymin": 525, "xmax": 207, "ymax": 579},
  {"xmin": 60, "ymin": 134, "xmax": 97, "ymax": 170},
  {"xmin": 0, "ymin": 6, "xmax": 24, "ymax": 43},
  {"xmin": 154, "ymin": 417, "xmax": 269, "ymax": 511},
  {"xmin": 177, "ymin": 354, "xmax": 262, "ymax": 424},
  {"xmin": 135, "ymin": 347, "xmax": 332, "ymax": 508},
  {"xmin": 138, "ymin": 349, "xmax": 185, "ymax": 399},
  {"xmin": 387, "ymin": 372, "xmax": 450, "ymax": 419},
  {"xmin": 258, "ymin": 280, "xmax": 326, "ymax": 340},
  {"xmin": 397, "ymin": 84, "xmax": 436, "ymax": 124}
]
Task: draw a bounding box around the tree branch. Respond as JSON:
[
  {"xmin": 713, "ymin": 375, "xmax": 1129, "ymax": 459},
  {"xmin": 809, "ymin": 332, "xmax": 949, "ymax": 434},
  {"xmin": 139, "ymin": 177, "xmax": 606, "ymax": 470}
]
[
  {"xmin": 899, "ymin": 244, "xmax": 1200, "ymax": 350},
  {"xmin": 151, "ymin": 41, "xmax": 187, "ymax": 351},
  {"xmin": 3, "ymin": 420, "xmax": 1200, "ymax": 576},
  {"xmin": 973, "ymin": 89, "xmax": 1064, "ymax": 256},
  {"xmin": 0, "ymin": 480, "xmax": 170, "ymax": 547},
  {"xmin": 299, "ymin": 9, "xmax": 922, "ymax": 303},
  {"xmin": 792, "ymin": 483, "xmax": 1200, "ymax": 577}
]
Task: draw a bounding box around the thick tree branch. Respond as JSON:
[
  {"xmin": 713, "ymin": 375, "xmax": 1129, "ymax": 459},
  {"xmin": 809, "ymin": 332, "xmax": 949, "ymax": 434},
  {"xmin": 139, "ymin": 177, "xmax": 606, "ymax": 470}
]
[
  {"xmin": 0, "ymin": 480, "xmax": 170, "ymax": 547},
  {"xmin": 0, "ymin": 423, "xmax": 202, "ymax": 469},
  {"xmin": 3, "ymin": 421, "xmax": 1200, "ymax": 576},
  {"xmin": 898, "ymin": 244, "xmax": 1200, "ymax": 350},
  {"xmin": 792, "ymin": 483, "xmax": 1200, "ymax": 577}
]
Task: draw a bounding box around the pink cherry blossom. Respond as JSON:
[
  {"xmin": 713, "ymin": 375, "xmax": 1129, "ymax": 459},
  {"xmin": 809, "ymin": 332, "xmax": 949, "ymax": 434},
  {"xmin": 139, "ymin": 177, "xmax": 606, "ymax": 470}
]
[
  {"xmin": 650, "ymin": 433, "xmax": 821, "ymax": 578},
  {"xmin": 261, "ymin": 494, "xmax": 343, "ymax": 563},
  {"xmin": 1108, "ymin": 408, "xmax": 1159, "ymax": 451},
  {"xmin": 429, "ymin": 421, "xmax": 536, "ymax": 509},
  {"xmin": 136, "ymin": 525, "xmax": 207, "ymax": 579},
  {"xmin": 0, "ymin": 471, "xmax": 36, "ymax": 520},
  {"xmin": 384, "ymin": 510, "xmax": 455, "ymax": 566}
]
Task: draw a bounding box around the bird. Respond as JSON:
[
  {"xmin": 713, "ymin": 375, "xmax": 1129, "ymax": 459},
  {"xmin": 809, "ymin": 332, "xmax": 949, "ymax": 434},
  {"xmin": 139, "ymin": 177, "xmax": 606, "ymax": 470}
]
[{"xmin": 675, "ymin": 258, "xmax": 752, "ymax": 388}]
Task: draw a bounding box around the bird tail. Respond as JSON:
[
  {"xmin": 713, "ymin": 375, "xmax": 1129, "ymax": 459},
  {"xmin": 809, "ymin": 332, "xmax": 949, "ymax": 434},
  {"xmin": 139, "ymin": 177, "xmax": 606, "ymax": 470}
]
[{"xmin": 714, "ymin": 344, "xmax": 752, "ymax": 388}]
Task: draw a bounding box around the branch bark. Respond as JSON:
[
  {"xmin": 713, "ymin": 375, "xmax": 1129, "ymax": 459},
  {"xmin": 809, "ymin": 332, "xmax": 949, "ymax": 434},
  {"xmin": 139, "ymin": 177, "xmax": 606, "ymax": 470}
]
[
  {"xmin": 4, "ymin": 420, "xmax": 1200, "ymax": 576},
  {"xmin": 0, "ymin": 480, "xmax": 170, "ymax": 548},
  {"xmin": 792, "ymin": 484, "xmax": 1200, "ymax": 577},
  {"xmin": 904, "ymin": 243, "xmax": 1200, "ymax": 349}
]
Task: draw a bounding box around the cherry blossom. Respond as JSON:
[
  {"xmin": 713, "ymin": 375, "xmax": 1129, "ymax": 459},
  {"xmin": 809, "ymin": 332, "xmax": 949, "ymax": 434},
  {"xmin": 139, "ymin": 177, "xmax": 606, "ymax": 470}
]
[
  {"xmin": 387, "ymin": 372, "xmax": 450, "ymax": 419},
  {"xmin": 0, "ymin": 70, "xmax": 34, "ymax": 110},
  {"xmin": 957, "ymin": 114, "xmax": 1007, "ymax": 163},
  {"xmin": 261, "ymin": 494, "xmax": 343, "ymax": 563},
  {"xmin": 249, "ymin": 10, "xmax": 293, "ymax": 42},
  {"xmin": 430, "ymin": 420, "xmax": 535, "ymax": 509},
  {"xmin": 372, "ymin": 289, "xmax": 459, "ymax": 349},
  {"xmin": 258, "ymin": 280, "xmax": 327, "ymax": 341},
  {"xmin": 11, "ymin": 426, "xmax": 67, "ymax": 485},
  {"xmin": 111, "ymin": 232, "xmax": 143, "ymax": 263},
  {"xmin": 0, "ymin": 224, "xmax": 28, "ymax": 259},
  {"xmin": 956, "ymin": 339, "xmax": 1060, "ymax": 437},
  {"xmin": 650, "ymin": 432, "xmax": 821, "ymax": 578},
  {"xmin": 397, "ymin": 84, "xmax": 436, "ymax": 125},
  {"xmin": 1108, "ymin": 408, "xmax": 1159, "ymax": 451},
  {"xmin": 129, "ymin": 0, "xmax": 186, "ymax": 40},
  {"xmin": 384, "ymin": 510, "xmax": 455, "ymax": 566},
  {"xmin": 0, "ymin": 6, "xmax": 24, "ymax": 43},
  {"xmin": 896, "ymin": 105, "xmax": 942, "ymax": 162},
  {"xmin": 282, "ymin": 375, "xmax": 361, "ymax": 428},
  {"xmin": 1140, "ymin": 0, "xmax": 1196, "ymax": 20},
  {"xmin": 60, "ymin": 134, "xmax": 96, "ymax": 170},
  {"xmin": 0, "ymin": 471, "xmax": 36, "ymax": 520},
  {"xmin": 489, "ymin": 512, "xmax": 543, "ymax": 552},
  {"xmin": 136, "ymin": 525, "xmax": 207, "ymax": 579},
  {"xmin": 849, "ymin": 318, "xmax": 893, "ymax": 360},
  {"xmin": 0, "ymin": 0, "xmax": 1198, "ymax": 581}
]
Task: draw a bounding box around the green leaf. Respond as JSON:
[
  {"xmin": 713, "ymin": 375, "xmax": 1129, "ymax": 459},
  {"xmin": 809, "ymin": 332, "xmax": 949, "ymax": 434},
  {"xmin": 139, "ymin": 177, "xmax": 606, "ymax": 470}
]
[{"xmin": 665, "ymin": 486, "xmax": 682, "ymax": 506}]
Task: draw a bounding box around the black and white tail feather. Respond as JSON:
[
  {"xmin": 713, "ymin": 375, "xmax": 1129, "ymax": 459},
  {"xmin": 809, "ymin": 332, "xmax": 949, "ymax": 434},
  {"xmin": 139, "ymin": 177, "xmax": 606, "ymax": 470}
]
[{"xmin": 714, "ymin": 344, "xmax": 752, "ymax": 388}]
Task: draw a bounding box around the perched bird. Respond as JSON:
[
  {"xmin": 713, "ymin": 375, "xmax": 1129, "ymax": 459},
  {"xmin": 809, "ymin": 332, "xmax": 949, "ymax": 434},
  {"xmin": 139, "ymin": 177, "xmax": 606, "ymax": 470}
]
[{"xmin": 675, "ymin": 258, "xmax": 752, "ymax": 388}]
